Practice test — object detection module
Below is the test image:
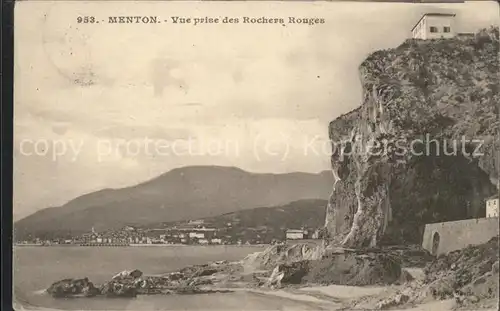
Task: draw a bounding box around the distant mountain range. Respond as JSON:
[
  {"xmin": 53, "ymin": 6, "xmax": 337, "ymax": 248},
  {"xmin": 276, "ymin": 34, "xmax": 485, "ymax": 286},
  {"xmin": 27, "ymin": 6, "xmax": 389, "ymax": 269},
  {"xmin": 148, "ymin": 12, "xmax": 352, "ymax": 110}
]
[{"xmin": 14, "ymin": 166, "xmax": 333, "ymax": 240}]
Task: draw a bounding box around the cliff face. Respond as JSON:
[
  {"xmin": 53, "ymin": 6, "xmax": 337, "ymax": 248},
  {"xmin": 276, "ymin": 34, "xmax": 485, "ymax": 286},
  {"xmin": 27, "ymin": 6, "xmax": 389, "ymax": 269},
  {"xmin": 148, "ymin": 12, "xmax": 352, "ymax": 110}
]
[{"xmin": 325, "ymin": 28, "xmax": 499, "ymax": 248}]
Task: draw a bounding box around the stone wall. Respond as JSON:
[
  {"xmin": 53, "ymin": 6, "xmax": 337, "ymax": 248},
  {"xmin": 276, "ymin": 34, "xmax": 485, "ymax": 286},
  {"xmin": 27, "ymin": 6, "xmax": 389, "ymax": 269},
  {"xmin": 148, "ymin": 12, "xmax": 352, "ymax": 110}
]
[{"xmin": 422, "ymin": 217, "xmax": 499, "ymax": 256}]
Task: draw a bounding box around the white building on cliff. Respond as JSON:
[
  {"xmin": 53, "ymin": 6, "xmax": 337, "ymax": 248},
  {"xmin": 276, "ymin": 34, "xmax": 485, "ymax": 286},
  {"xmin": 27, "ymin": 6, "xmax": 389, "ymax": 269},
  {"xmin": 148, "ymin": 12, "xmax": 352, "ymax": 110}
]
[{"xmin": 411, "ymin": 13, "xmax": 456, "ymax": 40}]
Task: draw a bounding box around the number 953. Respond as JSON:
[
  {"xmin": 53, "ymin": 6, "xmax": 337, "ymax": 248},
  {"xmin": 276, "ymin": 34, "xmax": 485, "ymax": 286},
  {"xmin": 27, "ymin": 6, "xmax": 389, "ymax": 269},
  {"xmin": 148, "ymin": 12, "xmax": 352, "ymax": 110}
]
[{"xmin": 77, "ymin": 16, "xmax": 97, "ymax": 23}]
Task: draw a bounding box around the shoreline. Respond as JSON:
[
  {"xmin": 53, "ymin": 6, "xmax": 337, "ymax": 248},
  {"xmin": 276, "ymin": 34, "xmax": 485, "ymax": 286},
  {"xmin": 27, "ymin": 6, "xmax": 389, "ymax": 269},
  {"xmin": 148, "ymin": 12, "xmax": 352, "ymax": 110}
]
[
  {"xmin": 14, "ymin": 244, "xmax": 269, "ymax": 248},
  {"xmin": 17, "ymin": 241, "xmax": 499, "ymax": 311},
  {"xmin": 19, "ymin": 285, "xmax": 492, "ymax": 311},
  {"xmin": 220, "ymin": 287, "xmax": 341, "ymax": 306}
]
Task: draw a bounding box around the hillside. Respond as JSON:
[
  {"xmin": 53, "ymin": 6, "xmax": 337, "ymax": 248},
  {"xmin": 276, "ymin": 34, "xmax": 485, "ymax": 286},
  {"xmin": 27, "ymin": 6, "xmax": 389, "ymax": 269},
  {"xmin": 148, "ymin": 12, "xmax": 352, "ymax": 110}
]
[
  {"xmin": 325, "ymin": 28, "xmax": 499, "ymax": 247},
  {"xmin": 14, "ymin": 166, "xmax": 333, "ymax": 240},
  {"xmin": 204, "ymin": 198, "xmax": 327, "ymax": 230}
]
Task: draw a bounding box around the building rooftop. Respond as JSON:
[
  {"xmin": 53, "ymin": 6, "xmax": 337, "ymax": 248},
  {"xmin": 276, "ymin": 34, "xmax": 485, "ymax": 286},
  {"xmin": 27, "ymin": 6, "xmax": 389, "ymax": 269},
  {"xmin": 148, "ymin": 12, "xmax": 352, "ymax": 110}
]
[
  {"xmin": 286, "ymin": 229, "xmax": 305, "ymax": 233},
  {"xmin": 411, "ymin": 13, "xmax": 456, "ymax": 31}
]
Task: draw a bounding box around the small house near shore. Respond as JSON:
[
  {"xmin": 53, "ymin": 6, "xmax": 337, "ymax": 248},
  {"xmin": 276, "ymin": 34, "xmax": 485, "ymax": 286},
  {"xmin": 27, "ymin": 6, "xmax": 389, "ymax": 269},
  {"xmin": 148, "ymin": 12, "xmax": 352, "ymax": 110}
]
[{"xmin": 285, "ymin": 229, "xmax": 306, "ymax": 240}]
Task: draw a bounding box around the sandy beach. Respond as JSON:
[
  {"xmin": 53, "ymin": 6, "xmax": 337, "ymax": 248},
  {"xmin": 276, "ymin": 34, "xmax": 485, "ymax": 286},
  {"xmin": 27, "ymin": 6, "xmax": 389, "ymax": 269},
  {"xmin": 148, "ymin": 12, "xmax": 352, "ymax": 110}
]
[
  {"xmin": 15, "ymin": 286, "xmax": 481, "ymax": 311},
  {"xmin": 241, "ymin": 285, "xmax": 497, "ymax": 311}
]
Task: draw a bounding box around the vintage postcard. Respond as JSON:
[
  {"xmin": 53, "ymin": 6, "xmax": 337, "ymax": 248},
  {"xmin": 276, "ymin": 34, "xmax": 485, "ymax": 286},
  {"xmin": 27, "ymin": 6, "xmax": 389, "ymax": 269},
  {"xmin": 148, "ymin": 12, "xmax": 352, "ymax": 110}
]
[{"xmin": 13, "ymin": 1, "xmax": 499, "ymax": 310}]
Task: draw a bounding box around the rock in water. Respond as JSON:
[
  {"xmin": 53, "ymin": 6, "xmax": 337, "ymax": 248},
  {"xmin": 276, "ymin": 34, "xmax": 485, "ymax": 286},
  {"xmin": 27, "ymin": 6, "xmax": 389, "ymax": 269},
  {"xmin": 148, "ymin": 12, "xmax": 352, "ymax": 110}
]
[
  {"xmin": 47, "ymin": 278, "xmax": 100, "ymax": 298},
  {"xmin": 99, "ymin": 280, "xmax": 138, "ymax": 298},
  {"xmin": 178, "ymin": 263, "xmax": 222, "ymax": 278},
  {"xmin": 46, "ymin": 265, "xmax": 220, "ymax": 298},
  {"xmin": 112, "ymin": 269, "xmax": 143, "ymax": 281}
]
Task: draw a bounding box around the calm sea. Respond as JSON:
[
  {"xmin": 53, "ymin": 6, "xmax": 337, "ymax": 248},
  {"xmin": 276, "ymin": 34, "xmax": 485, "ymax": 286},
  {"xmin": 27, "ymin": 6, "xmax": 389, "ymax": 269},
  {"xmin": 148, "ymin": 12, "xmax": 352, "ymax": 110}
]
[{"xmin": 13, "ymin": 245, "xmax": 320, "ymax": 311}]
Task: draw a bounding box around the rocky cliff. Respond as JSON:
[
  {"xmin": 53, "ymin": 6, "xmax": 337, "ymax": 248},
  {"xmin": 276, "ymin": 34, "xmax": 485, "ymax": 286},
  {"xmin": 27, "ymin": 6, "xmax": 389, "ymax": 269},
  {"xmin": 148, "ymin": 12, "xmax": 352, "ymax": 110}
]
[{"xmin": 325, "ymin": 28, "xmax": 499, "ymax": 248}]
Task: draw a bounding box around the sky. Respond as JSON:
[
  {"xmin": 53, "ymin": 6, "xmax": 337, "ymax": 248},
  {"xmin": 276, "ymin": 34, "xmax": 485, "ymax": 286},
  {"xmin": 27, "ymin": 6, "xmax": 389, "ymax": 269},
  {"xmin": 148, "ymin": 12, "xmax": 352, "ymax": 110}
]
[{"xmin": 13, "ymin": 1, "xmax": 499, "ymax": 220}]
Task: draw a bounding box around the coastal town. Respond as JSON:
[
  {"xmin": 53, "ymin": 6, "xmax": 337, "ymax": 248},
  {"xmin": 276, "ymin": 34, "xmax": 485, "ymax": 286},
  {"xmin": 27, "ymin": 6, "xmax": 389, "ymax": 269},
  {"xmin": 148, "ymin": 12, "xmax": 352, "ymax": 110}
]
[{"xmin": 16, "ymin": 218, "xmax": 323, "ymax": 246}]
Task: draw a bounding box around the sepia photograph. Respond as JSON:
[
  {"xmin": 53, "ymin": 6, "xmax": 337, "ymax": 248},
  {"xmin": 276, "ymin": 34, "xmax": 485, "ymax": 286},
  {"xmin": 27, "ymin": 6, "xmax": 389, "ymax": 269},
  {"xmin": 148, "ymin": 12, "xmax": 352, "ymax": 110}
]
[{"xmin": 12, "ymin": 0, "xmax": 499, "ymax": 310}]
